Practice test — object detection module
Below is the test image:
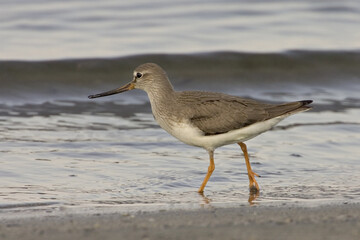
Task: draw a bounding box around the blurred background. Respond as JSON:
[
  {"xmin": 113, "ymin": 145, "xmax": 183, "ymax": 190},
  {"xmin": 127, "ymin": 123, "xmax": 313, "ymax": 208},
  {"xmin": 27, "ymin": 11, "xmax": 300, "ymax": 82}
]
[
  {"xmin": 1, "ymin": 0, "xmax": 360, "ymax": 213},
  {"xmin": 1, "ymin": 0, "xmax": 359, "ymax": 60}
]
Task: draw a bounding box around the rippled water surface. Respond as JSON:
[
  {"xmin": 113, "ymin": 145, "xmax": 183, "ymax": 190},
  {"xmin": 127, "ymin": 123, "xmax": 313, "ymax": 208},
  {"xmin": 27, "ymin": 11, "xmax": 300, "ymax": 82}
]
[
  {"xmin": 0, "ymin": 0, "xmax": 360, "ymax": 216},
  {"xmin": 1, "ymin": 67, "xmax": 360, "ymax": 215},
  {"xmin": 1, "ymin": 113, "xmax": 360, "ymax": 211},
  {"xmin": 1, "ymin": 0, "xmax": 360, "ymax": 60}
]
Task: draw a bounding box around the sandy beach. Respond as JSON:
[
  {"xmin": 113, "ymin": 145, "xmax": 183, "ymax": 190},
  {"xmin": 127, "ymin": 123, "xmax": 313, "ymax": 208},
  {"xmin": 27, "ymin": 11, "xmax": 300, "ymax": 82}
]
[{"xmin": 1, "ymin": 203, "xmax": 359, "ymax": 240}]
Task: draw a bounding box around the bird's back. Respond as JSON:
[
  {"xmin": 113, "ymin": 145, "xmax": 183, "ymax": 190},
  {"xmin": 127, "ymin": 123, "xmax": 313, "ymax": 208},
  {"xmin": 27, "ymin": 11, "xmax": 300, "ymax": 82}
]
[{"xmin": 173, "ymin": 91, "xmax": 312, "ymax": 136}]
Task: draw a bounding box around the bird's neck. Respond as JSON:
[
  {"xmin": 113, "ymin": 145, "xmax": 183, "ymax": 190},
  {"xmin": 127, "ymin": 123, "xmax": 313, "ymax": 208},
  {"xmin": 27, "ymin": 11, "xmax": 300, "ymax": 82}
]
[
  {"xmin": 147, "ymin": 86, "xmax": 175, "ymax": 105},
  {"xmin": 146, "ymin": 77, "xmax": 175, "ymax": 102},
  {"xmin": 146, "ymin": 81, "xmax": 176, "ymax": 119}
]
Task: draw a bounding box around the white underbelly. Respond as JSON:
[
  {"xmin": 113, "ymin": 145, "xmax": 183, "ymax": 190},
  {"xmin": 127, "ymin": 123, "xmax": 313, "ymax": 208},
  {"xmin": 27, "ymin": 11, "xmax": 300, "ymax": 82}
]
[{"xmin": 160, "ymin": 115, "xmax": 287, "ymax": 151}]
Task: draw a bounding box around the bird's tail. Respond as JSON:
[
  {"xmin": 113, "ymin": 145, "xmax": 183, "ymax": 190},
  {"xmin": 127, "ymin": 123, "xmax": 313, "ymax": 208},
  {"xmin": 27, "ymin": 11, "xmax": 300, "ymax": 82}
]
[{"xmin": 267, "ymin": 100, "xmax": 313, "ymax": 118}]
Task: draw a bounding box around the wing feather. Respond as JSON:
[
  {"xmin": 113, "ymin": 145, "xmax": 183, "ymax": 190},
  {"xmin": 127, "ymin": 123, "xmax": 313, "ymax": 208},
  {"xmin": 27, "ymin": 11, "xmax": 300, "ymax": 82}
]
[{"xmin": 176, "ymin": 91, "xmax": 311, "ymax": 135}]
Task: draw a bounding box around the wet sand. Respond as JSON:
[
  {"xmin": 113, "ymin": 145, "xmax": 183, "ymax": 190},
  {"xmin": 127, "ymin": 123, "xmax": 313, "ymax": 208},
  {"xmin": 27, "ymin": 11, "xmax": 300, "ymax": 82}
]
[{"xmin": 1, "ymin": 204, "xmax": 359, "ymax": 240}]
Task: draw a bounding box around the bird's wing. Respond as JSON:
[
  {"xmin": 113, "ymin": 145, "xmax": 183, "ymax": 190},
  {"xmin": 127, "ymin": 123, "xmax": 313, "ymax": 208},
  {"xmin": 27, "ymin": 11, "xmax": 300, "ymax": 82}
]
[
  {"xmin": 176, "ymin": 91, "xmax": 271, "ymax": 135},
  {"xmin": 176, "ymin": 91, "xmax": 312, "ymax": 135}
]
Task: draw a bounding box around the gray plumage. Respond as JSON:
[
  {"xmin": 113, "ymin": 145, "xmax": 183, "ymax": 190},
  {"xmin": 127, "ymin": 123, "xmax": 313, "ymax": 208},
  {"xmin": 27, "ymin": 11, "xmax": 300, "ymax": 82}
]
[
  {"xmin": 174, "ymin": 91, "xmax": 312, "ymax": 135},
  {"xmin": 88, "ymin": 62, "xmax": 313, "ymax": 194},
  {"xmin": 133, "ymin": 63, "xmax": 312, "ymax": 136}
]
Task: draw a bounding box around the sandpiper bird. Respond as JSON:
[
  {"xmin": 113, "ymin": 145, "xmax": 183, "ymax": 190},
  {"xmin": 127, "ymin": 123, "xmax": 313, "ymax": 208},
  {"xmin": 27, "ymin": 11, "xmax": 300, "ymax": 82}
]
[{"xmin": 89, "ymin": 63, "xmax": 312, "ymax": 193}]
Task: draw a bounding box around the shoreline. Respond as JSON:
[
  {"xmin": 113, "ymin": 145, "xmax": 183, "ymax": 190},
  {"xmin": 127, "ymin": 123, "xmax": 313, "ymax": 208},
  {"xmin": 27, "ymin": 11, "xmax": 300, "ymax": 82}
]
[{"xmin": 1, "ymin": 203, "xmax": 359, "ymax": 240}]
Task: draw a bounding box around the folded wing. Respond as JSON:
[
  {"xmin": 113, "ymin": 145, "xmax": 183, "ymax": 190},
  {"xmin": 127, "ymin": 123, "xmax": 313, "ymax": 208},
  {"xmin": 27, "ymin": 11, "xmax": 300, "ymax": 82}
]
[{"xmin": 176, "ymin": 91, "xmax": 312, "ymax": 135}]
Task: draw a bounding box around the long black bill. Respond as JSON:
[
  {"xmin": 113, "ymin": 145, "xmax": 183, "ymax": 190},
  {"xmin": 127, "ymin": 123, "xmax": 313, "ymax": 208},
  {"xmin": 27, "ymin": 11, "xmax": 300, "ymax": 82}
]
[{"xmin": 88, "ymin": 82, "xmax": 135, "ymax": 99}]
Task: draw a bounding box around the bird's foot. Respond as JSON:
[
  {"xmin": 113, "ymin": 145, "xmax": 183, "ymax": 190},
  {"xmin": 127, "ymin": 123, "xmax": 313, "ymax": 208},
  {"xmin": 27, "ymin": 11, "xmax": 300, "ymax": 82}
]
[{"xmin": 248, "ymin": 170, "xmax": 260, "ymax": 193}]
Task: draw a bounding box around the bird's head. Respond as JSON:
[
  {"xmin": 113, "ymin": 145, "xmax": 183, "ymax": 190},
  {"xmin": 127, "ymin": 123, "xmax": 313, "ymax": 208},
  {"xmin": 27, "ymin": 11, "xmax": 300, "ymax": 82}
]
[{"xmin": 88, "ymin": 63, "xmax": 171, "ymax": 99}]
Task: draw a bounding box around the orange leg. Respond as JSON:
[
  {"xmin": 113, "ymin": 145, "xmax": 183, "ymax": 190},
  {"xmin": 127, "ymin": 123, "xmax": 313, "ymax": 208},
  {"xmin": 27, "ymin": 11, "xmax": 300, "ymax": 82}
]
[
  {"xmin": 238, "ymin": 142, "xmax": 260, "ymax": 192},
  {"xmin": 198, "ymin": 150, "xmax": 215, "ymax": 193}
]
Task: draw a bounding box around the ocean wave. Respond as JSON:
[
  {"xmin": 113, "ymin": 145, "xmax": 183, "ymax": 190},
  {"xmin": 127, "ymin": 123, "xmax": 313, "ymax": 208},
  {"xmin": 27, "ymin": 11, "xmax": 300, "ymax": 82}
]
[{"xmin": 0, "ymin": 51, "xmax": 359, "ymax": 104}]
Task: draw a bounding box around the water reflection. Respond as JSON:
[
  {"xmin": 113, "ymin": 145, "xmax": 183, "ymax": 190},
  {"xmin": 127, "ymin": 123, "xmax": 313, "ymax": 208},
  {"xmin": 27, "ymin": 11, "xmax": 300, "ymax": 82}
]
[
  {"xmin": 198, "ymin": 190, "xmax": 260, "ymax": 207},
  {"xmin": 198, "ymin": 192, "xmax": 211, "ymax": 205},
  {"xmin": 248, "ymin": 191, "xmax": 260, "ymax": 205}
]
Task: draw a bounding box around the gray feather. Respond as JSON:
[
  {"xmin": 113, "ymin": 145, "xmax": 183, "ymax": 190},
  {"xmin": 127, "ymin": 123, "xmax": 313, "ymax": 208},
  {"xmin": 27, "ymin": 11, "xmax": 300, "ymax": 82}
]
[{"xmin": 175, "ymin": 91, "xmax": 312, "ymax": 135}]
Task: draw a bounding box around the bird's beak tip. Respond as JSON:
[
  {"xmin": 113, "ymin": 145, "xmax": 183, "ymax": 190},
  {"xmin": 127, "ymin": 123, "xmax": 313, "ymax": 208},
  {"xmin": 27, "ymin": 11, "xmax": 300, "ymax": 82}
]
[{"xmin": 88, "ymin": 82, "xmax": 135, "ymax": 99}]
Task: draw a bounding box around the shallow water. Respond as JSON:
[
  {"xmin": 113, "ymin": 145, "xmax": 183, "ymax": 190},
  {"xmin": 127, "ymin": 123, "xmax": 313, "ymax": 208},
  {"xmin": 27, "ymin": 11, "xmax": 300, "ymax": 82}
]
[
  {"xmin": 1, "ymin": 0, "xmax": 360, "ymax": 216},
  {"xmin": 1, "ymin": 109, "xmax": 360, "ymax": 215},
  {"xmin": 1, "ymin": 52, "xmax": 360, "ymax": 215}
]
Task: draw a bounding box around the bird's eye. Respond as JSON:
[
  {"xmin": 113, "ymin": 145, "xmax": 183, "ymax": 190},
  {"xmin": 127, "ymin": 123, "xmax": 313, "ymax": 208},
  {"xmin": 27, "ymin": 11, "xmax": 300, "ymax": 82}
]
[{"xmin": 136, "ymin": 72, "xmax": 143, "ymax": 78}]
